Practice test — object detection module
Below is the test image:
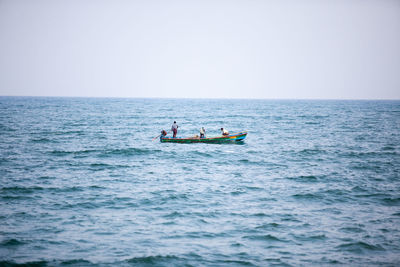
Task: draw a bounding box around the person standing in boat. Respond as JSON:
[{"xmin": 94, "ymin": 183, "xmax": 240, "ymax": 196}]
[
  {"xmin": 221, "ymin": 128, "xmax": 229, "ymax": 136},
  {"xmin": 171, "ymin": 121, "xmax": 179, "ymax": 138},
  {"xmin": 200, "ymin": 127, "xmax": 206, "ymax": 138}
]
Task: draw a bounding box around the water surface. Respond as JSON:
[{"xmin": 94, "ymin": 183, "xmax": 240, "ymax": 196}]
[{"xmin": 1, "ymin": 97, "xmax": 399, "ymax": 266}]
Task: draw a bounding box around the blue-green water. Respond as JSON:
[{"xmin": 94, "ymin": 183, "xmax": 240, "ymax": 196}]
[{"xmin": 1, "ymin": 97, "xmax": 399, "ymax": 266}]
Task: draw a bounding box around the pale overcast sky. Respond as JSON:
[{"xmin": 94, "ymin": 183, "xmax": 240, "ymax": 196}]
[{"xmin": 0, "ymin": 0, "xmax": 399, "ymax": 99}]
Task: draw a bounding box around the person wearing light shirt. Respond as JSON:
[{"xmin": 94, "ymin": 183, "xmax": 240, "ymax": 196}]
[
  {"xmin": 220, "ymin": 128, "xmax": 229, "ymax": 136},
  {"xmin": 200, "ymin": 127, "xmax": 206, "ymax": 138}
]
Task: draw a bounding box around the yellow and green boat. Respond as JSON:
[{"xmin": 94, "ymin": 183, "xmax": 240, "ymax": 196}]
[{"xmin": 160, "ymin": 131, "xmax": 247, "ymax": 143}]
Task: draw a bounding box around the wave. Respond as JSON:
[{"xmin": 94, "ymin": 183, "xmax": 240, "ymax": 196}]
[
  {"xmin": 0, "ymin": 255, "xmax": 254, "ymax": 267},
  {"xmin": 336, "ymin": 241, "xmax": 385, "ymax": 253},
  {"xmin": 249, "ymin": 212, "xmax": 269, "ymax": 217},
  {"xmin": 89, "ymin": 163, "xmax": 130, "ymax": 171},
  {"xmin": 291, "ymin": 234, "xmax": 327, "ymax": 242},
  {"xmin": 297, "ymin": 115, "xmax": 329, "ymax": 119},
  {"xmin": 342, "ymin": 151, "xmax": 398, "ymax": 158},
  {"xmin": 215, "ymin": 259, "xmax": 256, "ymax": 266},
  {"xmin": 351, "ymin": 186, "xmax": 368, "ymax": 193},
  {"xmin": 0, "ymin": 261, "xmax": 48, "ymax": 266},
  {"xmin": 126, "ymin": 255, "xmax": 183, "ymax": 265},
  {"xmin": 191, "ymin": 151, "xmax": 213, "ymax": 157},
  {"xmin": 287, "ymin": 175, "xmax": 319, "ymax": 183},
  {"xmin": 53, "ymin": 130, "xmax": 86, "ymax": 136},
  {"xmin": 292, "ymin": 189, "xmax": 352, "ymax": 204},
  {"xmin": 292, "ymin": 193, "xmax": 322, "ymax": 200},
  {"xmin": 30, "ymin": 137, "xmax": 53, "ymax": 143},
  {"xmin": 163, "ymin": 211, "xmax": 183, "ymax": 219},
  {"xmin": 381, "ymin": 197, "xmax": 400, "ymax": 206},
  {"xmin": 99, "ymin": 147, "xmax": 162, "ymax": 157},
  {"xmin": 0, "ymin": 238, "xmax": 26, "ymax": 247},
  {"xmin": 49, "ymin": 147, "xmax": 162, "ymax": 158},
  {"xmin": 305, "ymin": 121, "xmax": 321, "ymax": 125},
  {"xmin": 243, "ymin": 234, "xmax": 287, "ymax": 242},
  {"xmin": 0, "ymin": 124, "xmax": 16, "ymax": 132},
  {"xmin": 353, "ymin": 193, "xmax": 400, "ymax": 206},
  {"xmin": 255, "ymin": 223, "xmax": 282, "ymax": 230},
  {"xmin": 245, "ymin": 186, "xmax": 263, "ymax": 191},
  {"xmin": 50, "ymin": 149, "xmax": 98, "ymax": 157},
  {"xmin": 339, "ymin": 227, "xmax": 365, "ymax": 233},
  {"xmin": 0, "ymin": 259, "xmax": 93, "ymax": 266},
  {"xmin": 237, "ymin": 159, "xmax": 267, "ymax": 166},
  {"xmin": 382, "ymin": 145, "xmax": 396, "ymax": 151},
  {"xmin": 0, "ymin": 186, "xmax": 44, "ymax": 194},
  {"xmin": 298, "ymin": 148, "xmax": 327, "ymax": 155},
  {"xmin": 63, "ymin": 201, "xmax": 100, "ymax": 210},
  {"xmin": 0, "ymin": 185, "xmax": 106, "ymax": 196}
]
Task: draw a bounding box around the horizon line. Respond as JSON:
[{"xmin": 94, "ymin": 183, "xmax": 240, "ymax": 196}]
[{"xmin": 0, "ymin": 95, "xmax": 399, "ymax": 101}]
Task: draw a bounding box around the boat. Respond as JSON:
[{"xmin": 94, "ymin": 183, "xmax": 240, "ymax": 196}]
[{"xmin": 160, "ymin": 131, "xmax": 247, "ymax": 143}]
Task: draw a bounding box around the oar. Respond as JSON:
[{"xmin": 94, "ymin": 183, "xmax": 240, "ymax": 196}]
[
  {"xmin": 152, "ymin": 131, "xmax": 170, "ymax": 141},
  {"xmin": 152, "ymin": 134, "xmax": 162, "ymax": 141}
]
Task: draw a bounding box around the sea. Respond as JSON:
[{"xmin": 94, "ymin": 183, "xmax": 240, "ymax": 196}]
[{"xmin": 0, "ymin": 96, "xmax": 399, "ymax": 266}]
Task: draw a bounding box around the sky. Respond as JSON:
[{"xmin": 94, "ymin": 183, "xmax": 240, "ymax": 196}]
[{"xmin": 0, "ymin": 0, "xmax": 399, "ymax": 99}]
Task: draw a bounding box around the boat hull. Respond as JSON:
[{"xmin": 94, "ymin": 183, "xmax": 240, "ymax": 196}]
[{"xmin": 160, "ymin": 131, "xmax": 247, "ymax": 143}]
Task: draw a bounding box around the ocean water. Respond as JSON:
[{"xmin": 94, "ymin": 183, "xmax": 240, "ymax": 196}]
[{"xmin": 0, "ymin": 97, "xmax": 399, "ymax": 266}]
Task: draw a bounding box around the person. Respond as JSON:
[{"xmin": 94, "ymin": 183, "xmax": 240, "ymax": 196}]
[
  {"xmin": 200, "ymin": 127, "xmax": 206, "ymax": 138},
  {"xmin": 171, "ymin": 121, "xmax": 179, "ymax": 138},
  {"xmin": 221, "ymin": 128, "xmax": 229, "ymax": 136}
]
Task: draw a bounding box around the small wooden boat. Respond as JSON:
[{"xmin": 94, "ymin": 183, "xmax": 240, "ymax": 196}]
[{"xmin": 160, "ymin": 131, "xmax": 247, "ymax": 143}]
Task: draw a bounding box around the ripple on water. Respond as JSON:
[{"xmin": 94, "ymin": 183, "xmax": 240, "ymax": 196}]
[
  {"xmin": 243, "ymin": 234, "xmax": 287, "ymax": 243},
  {"xmin": 0, "ymin": 238, "xmax": 26, "ymax": 247},
  {"xmin": 126, "ymin": 255, "xmax": 186, "ymax": 266},
  {"xmin": 255, "ymin": 222, "xmax": 282, "ymax": 230},
  {"xmin": 336, "ymin": 241, "xmax": 385, "ymax": 254},
  {"xmin": 99, "ymin": 147, "xmax": 162, "ymax": 157},
  {"xmin": 287, "ymin": 175, "xmax": 319, "ymax": 183}
]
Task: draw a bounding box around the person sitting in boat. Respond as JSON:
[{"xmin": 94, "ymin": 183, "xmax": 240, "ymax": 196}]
[
  {"xmin": 221, "ymin": 128, "xmax": 229, "ymax": 136},
  {"xmin": 171, "ymin": 121, "xmax": 179, "ymax": 138},
  {"xmin": 200, "ymin": 127, "xmax": 206, "ymax": 138},
  {"xmin": 161, "ymin": 130, "xmax": 167, "ymax": 137}
]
